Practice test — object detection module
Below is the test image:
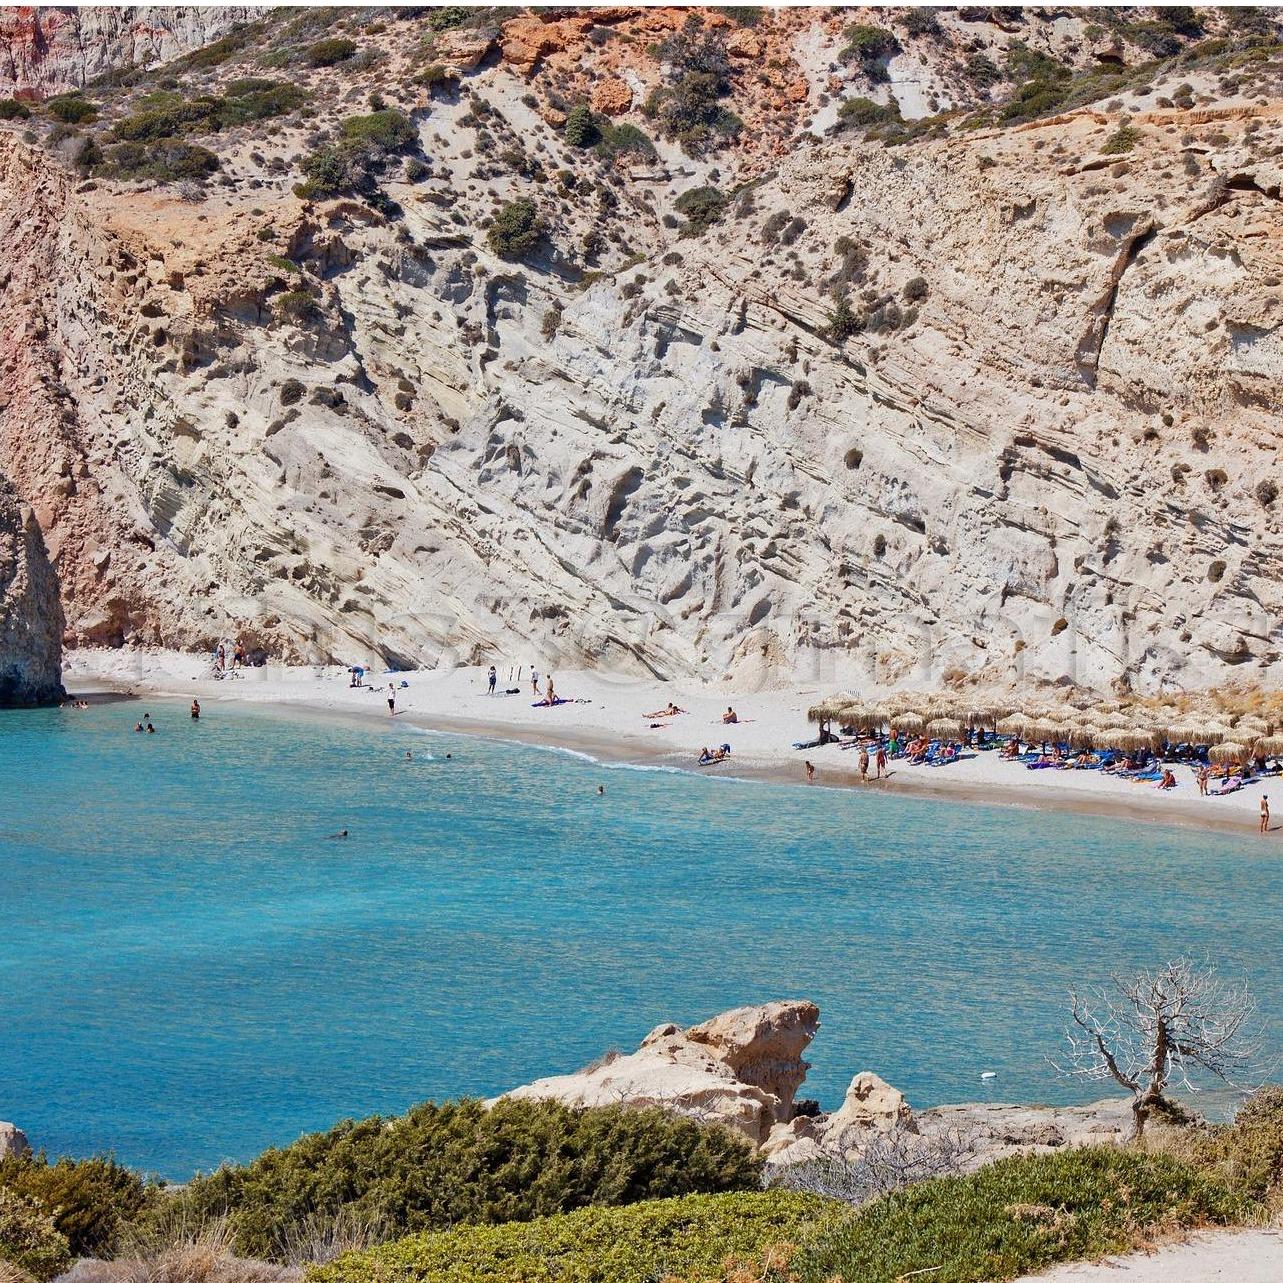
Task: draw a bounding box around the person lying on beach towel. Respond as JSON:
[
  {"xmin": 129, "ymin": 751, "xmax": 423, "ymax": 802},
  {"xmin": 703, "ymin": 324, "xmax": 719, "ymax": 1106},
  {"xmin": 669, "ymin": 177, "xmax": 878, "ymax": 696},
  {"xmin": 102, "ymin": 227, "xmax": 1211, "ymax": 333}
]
[
  {"xmin": 645, "ymin": 703, "xmax": 686, "ymax": 717},
  {"xmin": 698, "ymin": 743, "xmax": 732, "ymax": 765}
]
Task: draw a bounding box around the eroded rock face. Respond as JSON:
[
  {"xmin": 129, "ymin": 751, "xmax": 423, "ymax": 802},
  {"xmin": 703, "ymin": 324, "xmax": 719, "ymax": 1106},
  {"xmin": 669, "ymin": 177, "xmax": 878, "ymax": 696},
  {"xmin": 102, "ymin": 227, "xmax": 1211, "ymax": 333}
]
[
  {"xmin": 499, "ymin": 1000, "xmax": 819, "ymax": 1145},
  {"xmin": 0, "ymin": 474, "xmax": 63, "ymax": 706},
  {"xmin": 0, "ymin": 7, "xmax": 261, "ymax": 96},
  {"xmin": 0, "ymin": 1121, "xmax": 29, "ymax": 1159},
  {"xmin": 1, "ymin": 10, "xmax": 1280, "ymax": 688}
]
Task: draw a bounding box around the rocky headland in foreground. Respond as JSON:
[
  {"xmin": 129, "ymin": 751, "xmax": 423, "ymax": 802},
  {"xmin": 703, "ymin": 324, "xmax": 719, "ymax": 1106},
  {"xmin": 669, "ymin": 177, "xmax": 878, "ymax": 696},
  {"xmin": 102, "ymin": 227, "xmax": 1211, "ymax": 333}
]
[{"xmin": 499, "ymin": 999, "xmax": 1132, "ymax": 1170}]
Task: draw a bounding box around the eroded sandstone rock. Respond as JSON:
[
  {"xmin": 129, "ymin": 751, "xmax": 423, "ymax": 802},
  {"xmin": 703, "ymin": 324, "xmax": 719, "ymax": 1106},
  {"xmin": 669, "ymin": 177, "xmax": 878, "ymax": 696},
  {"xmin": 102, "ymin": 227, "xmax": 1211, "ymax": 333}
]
[
  {"xmin": 0, "ymin": 475, "xmax": 64, "ymax": 707},
  {"xmin": 500, "ymin": 1000, "xmax": 818, "ymax": 1145}
]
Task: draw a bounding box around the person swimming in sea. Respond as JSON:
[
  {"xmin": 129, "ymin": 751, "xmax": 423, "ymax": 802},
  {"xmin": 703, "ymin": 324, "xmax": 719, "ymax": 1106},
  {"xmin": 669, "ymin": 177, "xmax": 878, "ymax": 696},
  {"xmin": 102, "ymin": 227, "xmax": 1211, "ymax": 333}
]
[
  {"xmin": 133, "ymin": 722, "xmax": 144, "ymax": 733},
  {"xmin": 191, "ymin": 700, "xmax": 200, "ymax": 720},
  {"xmin": 327, "ymin": 829, "xmax": 349, "ymax": 839},
  {"xmin": 146, "ymin": 723, "xmax": 156, "ymax": 734}
]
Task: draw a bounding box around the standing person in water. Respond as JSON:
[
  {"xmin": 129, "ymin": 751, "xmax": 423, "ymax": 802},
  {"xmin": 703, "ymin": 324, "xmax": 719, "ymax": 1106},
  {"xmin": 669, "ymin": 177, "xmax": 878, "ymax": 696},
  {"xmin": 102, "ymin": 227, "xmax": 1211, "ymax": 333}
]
[
  {"xmin": 488, "ymin": 665, "xmax": 497, "ymax": 695},
  {"xmin": 191, "ymin": 700, "xmax": 200, "ymax": 720}
]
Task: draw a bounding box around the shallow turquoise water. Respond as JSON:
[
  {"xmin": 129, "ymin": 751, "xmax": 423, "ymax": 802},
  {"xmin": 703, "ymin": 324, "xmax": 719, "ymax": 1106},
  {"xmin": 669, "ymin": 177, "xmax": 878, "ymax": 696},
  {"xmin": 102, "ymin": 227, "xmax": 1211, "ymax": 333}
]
[{"xmin": 3, "ymin": 700, "xmax": 1280, "ymax": 1179}]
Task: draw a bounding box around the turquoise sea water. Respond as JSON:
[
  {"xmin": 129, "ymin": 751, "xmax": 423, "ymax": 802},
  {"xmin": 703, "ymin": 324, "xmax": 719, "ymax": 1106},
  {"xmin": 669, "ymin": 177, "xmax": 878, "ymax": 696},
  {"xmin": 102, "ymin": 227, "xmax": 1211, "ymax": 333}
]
[{"xmin": 3, "ymin": 700, "xmax": 1281, "ymax": 1179}]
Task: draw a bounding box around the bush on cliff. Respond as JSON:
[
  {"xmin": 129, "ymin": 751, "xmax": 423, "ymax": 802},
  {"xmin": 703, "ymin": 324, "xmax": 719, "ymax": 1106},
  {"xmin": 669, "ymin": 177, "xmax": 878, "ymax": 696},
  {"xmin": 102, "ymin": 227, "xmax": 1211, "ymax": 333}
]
[
  {"xmin": 295, "ymin": 110, "xmax": 417, "ymax": 201},
  {"xmin": 1179, "ymin": 1085, "xmax": 1283, "ymax": 1207},
  {"xmin": 487, "ymin": 199, "xmax": 544, "ymax": 260},
  {"xmin": 98, "ymin": 140, "xmax": 219, "ymax": 183},
  {"xmin": 0, "ymin": 1153, "xmax": 155, "ymax": 1259},
  {"xmin": 112, "ymin": 82, "xmax": 307, "ymax": 143},
  {"xmin": 0, "ymin": 1189, "xmax": 71, "ymax": 1283},
  {"xmin": 161, "ymin": 1099, "xmax": 763, "ymax": 1261},
  {"xmin": 0, "ymin": 98, "xmax": 30, "ymax": 120},
  {"xmin": 307, "ymin": 1191, "xmax": 826, "ymax": 1283}
]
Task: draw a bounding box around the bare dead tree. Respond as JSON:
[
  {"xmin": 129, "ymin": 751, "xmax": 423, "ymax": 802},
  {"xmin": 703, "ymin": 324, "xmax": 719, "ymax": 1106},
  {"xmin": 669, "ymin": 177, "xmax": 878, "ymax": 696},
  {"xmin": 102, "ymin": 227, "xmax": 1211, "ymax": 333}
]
[{"xmin": 1052, "ymin": 957, "xmax": 1265, "ymax": 1140}]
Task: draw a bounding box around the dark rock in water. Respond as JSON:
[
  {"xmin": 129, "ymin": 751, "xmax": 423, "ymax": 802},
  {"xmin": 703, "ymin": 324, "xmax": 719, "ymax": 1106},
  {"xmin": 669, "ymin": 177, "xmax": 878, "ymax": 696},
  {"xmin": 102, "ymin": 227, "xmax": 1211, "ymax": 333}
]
[{"xmin": 0, "ymin": 475, "xmax": 65, "ymax": 706}]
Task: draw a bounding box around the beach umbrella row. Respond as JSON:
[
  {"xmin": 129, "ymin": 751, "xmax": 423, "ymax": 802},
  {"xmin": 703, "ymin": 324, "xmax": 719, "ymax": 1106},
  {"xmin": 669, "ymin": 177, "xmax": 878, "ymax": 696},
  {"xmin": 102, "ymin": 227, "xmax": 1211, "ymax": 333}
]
[{"xmin": 807, "ymin": 691, "xmax": 1282, "ymax": 748}]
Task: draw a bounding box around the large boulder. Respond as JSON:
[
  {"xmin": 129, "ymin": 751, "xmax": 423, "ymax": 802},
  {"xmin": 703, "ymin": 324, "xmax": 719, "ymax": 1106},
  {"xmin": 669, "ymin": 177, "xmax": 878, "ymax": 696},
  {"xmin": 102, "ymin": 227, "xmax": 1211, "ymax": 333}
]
[
  {"xmin": 0, "ymin": 1121, "xmax": 29, "ymax": 1159},
  {"xmin": 499, "ymin": 1000, "xmax": 819, "ymax": 1145},
  {"xmin": 0, "ymin": 475, "xmax": 63, "ymax": 707}
]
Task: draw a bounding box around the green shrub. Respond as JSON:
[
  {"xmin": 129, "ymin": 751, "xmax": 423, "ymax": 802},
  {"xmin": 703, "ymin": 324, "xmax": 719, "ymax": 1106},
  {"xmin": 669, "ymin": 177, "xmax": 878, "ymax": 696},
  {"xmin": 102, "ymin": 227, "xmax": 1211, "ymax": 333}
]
[
  {"xmin": 487, "ymin": 198, "xmax": 543, "ymax": 260},
  {"xmin": 826, "ymin": 291, "xmax": 861, "ymax": 341},
  {"xmin": 304, "ymin": 37, "xmax": 358, "ymax": 68},
  {"xmin": 674, "ymin": 185, "xmax": 726, "ymax": 236},
  {"xmin": 113, "ymin": 82, "xmax": 305, "ymax": 142},
  {"xmin": 418, "ymin": 65, "xmax": 457, "ymax": 93},
  {"xmin": 296, "ymin": 110, "xmax": 416, "ymax": 200},
  {"xmin": 0, "ymin": 1154, "xmax": 154, "ymax": 1260},
  {"xmin": 340, "ymin": 109, "xmax": 415, "ymax": 150},
  {"xmin": 0, "ymin": 98, "xmax": 29, "ymax": 120},
  {"xmin": 425, "ymin": 7, "xmax": 470, "ymax": 32},
  {"xmin": 98, "ymin": 140, "xmax": 218, "ymax": 182},
  {"xmin": 173, "ymin": 29, "xmax": 250, "ymax": 71},
  {"xmin": 276, "ymin": 290, "xmax": 320, "ymax": 324},
  {"xmin": 1101, "ymin": 124, "xmax": 1139, "ymax": 155},
  {"xmin": 796, "ymin": 1147, "xmax": 1243, "ymax": 1283},
  {"xmin": 1186, "ymin": 1085, "xmax": 1283, "ymax": 1205},
  {"xmin": 563, "ymin": 104, "xmax": 598, "ymax": 148},
  {"xmin": 0, "ymin": 1189, "xmax": 71, "ymax": 1283},
  {"xmin": 596, "ymin": 121, "xmax": 655, "ymax": 160},
  {"xmin": 46, "ymin": 94, "xmax": 97, "ymax": 124},
  {"xmin": 839, "ymin": 24, "xmax": 900, "ymax": 82},
  {"xmin": 648, "ymin": 25, "xmax": 741, "ymax": 156},
  {"xmin": 308, "ymin": 1192, "xmax": 827, "ymax": 1283},
  {"xmin": 837, "ymin": 96, "xmax": 900, "ymax": 131},
  {"xmin": 165, "ymin": 1099, "xmax": 763, "ymax": 1261}
]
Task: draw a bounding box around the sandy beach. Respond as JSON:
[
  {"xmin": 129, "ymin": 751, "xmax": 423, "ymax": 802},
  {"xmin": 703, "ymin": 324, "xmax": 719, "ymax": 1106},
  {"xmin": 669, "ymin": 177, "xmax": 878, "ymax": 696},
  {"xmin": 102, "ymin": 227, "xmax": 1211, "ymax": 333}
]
[{"xmin": 62, "ymin": 648, "xmax": 1281, "ymax": 839}]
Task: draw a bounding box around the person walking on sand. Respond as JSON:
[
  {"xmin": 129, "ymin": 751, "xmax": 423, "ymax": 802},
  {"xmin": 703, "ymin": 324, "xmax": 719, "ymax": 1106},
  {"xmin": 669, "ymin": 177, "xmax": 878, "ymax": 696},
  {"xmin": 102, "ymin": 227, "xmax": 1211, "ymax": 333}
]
[
  {"xmin": 531, "ymin": 668, "xmax": 541, "ymax": 696},
  {"xmin": 387, "ymin": 686, "xmax": 396, "ymax": 717},
  {"xmin": 191, "ymin": 699, "xmax": 200, "ymax": 720},
  {"xmin": 875, "ymin": 744, "xmax": 887, "ymax": 779},
  {"xmin": 1261, "ymin": 794, "xmax": 1270, "ymax": 834},
  {"xmin": 488, "ymin": 665, "xmax": 497, "ymax": 695},
  {"xmin": 805, "ymin": 760, "xmax": 815, "ymax": 784},
  {"xmin": 858, "ymin": 747, "xmax": 870, "ymax": 783}
]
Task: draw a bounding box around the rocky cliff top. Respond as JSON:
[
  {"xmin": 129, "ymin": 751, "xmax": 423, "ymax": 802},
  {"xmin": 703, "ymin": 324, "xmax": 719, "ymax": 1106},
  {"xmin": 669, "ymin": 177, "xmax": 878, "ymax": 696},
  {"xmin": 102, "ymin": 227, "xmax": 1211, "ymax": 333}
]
[{"xmin": 2, "ymin": 7, "xmax": 1282, "ymax": 692}]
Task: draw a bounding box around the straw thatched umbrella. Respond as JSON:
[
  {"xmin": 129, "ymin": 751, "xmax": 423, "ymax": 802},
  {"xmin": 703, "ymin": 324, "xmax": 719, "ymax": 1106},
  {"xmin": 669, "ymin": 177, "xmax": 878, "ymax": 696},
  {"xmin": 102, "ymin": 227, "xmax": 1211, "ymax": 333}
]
[
  {"xmin": 1020, "ymin": 719, "xmax": 1066, "ymax": 744},
  {"xmin": 965, "ymin": 702, "xmax": 1012, "ymax": 727},
  {"xmin": 890, "ymin": 712, "xmax": 924, "ymax": 734},
  {"xmin": 996, "ymin": 714, "xmax": 1024, "ymax": 737},
  {"xmin": 844, "ymin": 703, "xmax": 889, "ymax": 732},
  {"xmin": 1209, "ymin": 740, "xmax": 1250, "ymax": 765},
  {"xmin": 808, "ymin": 697, "xmax": 850, "ymax": 725},
  {"xmin": 925, "ymin": 717, "xmax": 963, "ymax": 739},
  {"xmin": 1253, "ymin": 735, "xmax": 1283, "ymax": 758},
  {"xmin": 1164, "ymin": 722, "xmax": 1228, "ymax": 746},
  {"xmin": 1096, "ymin": 711, "xmax": 1130, "ymax": 729},
  {"xmin": 1102, "ymin": 728, "xmax": 1161, "ymax": 752},
  {"xmin": 1069, "ymin": 724, "xmax": 1104, "ymax": 749}
]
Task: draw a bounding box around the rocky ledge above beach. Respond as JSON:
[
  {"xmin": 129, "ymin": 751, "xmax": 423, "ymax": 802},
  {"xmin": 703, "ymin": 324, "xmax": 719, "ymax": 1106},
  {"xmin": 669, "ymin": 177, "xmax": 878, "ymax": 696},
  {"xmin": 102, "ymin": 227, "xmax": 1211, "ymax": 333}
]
[
  {"xmin": 0, "ymin": 473, "xmax": 64, "ymax": 707},
  {"xmin": 499, "ymin": 999, "xmax": 1132, "ymax": 1169}
]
